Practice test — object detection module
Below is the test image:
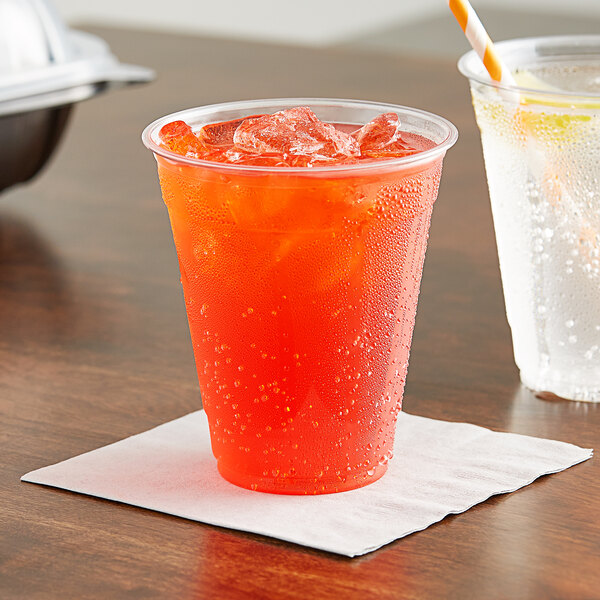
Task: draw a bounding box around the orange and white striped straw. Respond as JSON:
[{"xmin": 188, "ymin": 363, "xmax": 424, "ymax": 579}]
[{"xmin": 449, "ymin": 0, "xmax": 517, "ymax": 87}]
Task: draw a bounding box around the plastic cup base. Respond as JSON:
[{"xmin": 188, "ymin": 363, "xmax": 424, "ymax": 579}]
[{"xmin": 216, "ymin": 461, "xmax": 389, "ymax": 495}]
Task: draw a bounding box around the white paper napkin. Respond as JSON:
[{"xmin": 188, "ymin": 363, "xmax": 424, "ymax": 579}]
[{"xmin": 22, "ymin": 410, "xmax": 592, "ymax": 557}]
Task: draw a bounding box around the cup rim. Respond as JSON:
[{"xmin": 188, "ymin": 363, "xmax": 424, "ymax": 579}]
[
  {"xmin": 141, "ymin": 97, "xmax": 458, "ymax": 174},
  {"xmin": 458, "ymin": 34, "xmax": 600, "ymax": 102}
]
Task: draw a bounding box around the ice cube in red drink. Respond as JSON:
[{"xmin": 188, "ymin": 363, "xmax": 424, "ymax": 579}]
[
  {"xmin": 158, "ymin": 120, "xmax": 205, "ymax": 158},
  {"xmin": 233, "ymin": 106, "xmax": 360, "ymax": 165},
  {"xmin": 197, "ymin": 116, "xmax": 265, "ymax": 149},
  {"xmin": 353, "ymin": 113, "xmax": 418, "ymax": 158}
]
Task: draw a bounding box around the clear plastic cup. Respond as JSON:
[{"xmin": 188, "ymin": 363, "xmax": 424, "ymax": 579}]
[
  {"xmin": 143, "ymin": 98, "xmax": 457, "ymax": 493},
  {"xmin": 459, "ymin": 36, "xmax": 600, "ymax": 401}
]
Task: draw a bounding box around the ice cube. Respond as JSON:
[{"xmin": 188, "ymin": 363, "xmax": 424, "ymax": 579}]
[
  {"xmin": 353, "ymin": 113, "xmax": 418, "ymax": 158},
  {"xmin": 232, "ymin": 107, "xmax": 360, "ymax": 164},
  {"xmin": 158, "ymin": 120, "xmax": 205, "ymax": 157},
  {"xmin": 197, "ymin": 116, "xmax": 264, "ymax": 149}
]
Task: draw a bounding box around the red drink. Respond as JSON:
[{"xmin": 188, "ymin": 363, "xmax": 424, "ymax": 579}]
[{"xmin": 143, "ymin": 100, "xmax": 457, "ymax": 494}]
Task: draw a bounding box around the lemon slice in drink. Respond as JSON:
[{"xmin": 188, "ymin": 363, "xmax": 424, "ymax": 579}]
[{"xmin": 513, "ymin": 70, "xmax": 594, "ymax": 145}]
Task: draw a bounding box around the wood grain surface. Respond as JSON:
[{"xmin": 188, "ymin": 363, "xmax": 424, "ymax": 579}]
[{"xmin": 1, "ymin": 27, "xmax": 598, "ymax": 600}]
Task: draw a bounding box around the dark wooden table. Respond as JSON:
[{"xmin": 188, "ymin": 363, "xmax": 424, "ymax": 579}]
[{"xmin": 2, "ymin": 27, "xmax": 598, "ymax": 600}]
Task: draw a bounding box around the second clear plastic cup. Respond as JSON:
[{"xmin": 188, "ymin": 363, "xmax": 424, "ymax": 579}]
[{"xmin": 459, "ymin": 36, "xmax": 600, "ymax": 402}]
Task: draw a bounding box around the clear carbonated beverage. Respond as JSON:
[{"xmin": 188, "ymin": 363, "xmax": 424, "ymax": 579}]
[{"xmin": 460, "ymin": 36, "xmax": 600, "ymax": 401}]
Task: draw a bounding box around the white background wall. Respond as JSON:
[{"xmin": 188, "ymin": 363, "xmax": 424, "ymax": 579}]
[{"xmin": 52, "ymin": 0, "xmax": 600, "ymax": 46}]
